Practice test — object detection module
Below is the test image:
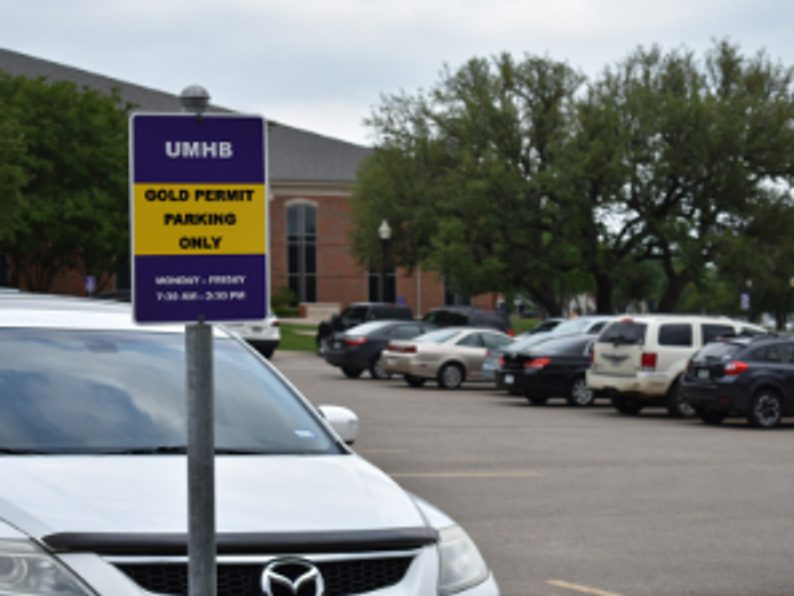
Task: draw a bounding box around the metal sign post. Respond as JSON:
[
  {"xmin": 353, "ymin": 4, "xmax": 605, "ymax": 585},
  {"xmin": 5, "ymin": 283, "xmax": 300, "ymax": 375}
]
[
  {"xmin": 129, "ymin": 86, "xmax": 268, "ymax": 596},
  {"xmin": 186, "ymin": 319, "xmax": 215, "ymax": 596}
]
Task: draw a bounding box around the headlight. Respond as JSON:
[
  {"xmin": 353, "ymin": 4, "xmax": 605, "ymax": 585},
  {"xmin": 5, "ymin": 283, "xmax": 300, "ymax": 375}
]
[
  {"xmin": 437, "ymin": 525, "xmax": 489, "ymax": 594},
  {"xmin": 0, "ymin": 539, "xmax": 94, "ymax": 595}
]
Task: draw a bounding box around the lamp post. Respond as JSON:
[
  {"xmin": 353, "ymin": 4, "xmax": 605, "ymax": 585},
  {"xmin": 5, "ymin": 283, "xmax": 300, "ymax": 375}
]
[
  {"xmin": 378, "ymin": 219, "xmax": 392, "ymax": 302},
  {"xmin": 789, "ymin": 277, "xmax": 794, "ymax": 330}
]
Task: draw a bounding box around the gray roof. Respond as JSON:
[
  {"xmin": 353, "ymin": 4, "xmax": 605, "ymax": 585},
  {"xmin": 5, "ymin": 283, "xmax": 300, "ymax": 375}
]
[{"xmin": 0, "ymin": 48, "xmax": 371, "ymax": 184}]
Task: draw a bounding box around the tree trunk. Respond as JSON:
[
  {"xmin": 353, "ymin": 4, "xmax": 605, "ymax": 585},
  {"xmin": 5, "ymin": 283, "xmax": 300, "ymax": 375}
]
[
  {"xmin": 594, "ymin": 273, "xmax": 613, "ymax": 314},
  {"xmin": 656, "ymin": 274, "xmax": 687, "ymax": 313},
  {"xmin": 529, "ymin": 286, "xmax": 562, "ymax": 317}
]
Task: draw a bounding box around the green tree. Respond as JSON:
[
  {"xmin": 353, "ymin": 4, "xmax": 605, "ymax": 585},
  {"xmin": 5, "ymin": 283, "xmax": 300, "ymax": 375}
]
[
  {"xmin": 0, "ymin": 74, "xmax": 128, "ymax": 291},
  {"xmin": 0, "ymin": 111, "xmax": 26, "ymax": 247},
  {"xmin": 576, "ymin": 41, "xmax": 794, "ymax": 312},
  {"xmin": 351, "ymin": 54, "xmax": 585, "ymax": 315}
]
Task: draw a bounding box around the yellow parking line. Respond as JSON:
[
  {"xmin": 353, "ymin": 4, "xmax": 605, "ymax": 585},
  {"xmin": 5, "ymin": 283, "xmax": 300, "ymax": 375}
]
[
  {"xmin": 390, "ymin": 470, "xmax": 543, "ymax": 479},
  {"xmin": 547, "ymin": 579, "xmax": 623, "ymax": 596}
]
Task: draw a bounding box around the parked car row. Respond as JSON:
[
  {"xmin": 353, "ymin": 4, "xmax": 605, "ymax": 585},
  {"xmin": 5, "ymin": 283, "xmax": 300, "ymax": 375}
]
[{"xmin": 323, "ymin": 311, "xmax": 792, "ymax": 429}]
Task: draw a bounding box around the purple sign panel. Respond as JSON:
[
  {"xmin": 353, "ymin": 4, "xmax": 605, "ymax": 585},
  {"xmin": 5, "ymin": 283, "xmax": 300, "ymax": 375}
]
[{"xmin": 130, "ymin": 113, "xmax": 267, "ymax": 323}]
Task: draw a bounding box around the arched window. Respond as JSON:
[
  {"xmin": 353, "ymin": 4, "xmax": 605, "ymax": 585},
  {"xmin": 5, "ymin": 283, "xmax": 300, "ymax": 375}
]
[{"xmin": 286, "ymin": 202, "xmax": 317, "ymax": 303}]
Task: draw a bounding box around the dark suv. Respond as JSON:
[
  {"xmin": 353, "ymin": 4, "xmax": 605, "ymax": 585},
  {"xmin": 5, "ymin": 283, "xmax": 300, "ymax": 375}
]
[
  {"xmin": 316, "ymin": 302, "xmax": 413, "ymax": 355},
  {"xmin": 681, "ymin": 335, "xmax": 794, "ymax": 428},
  {"xmin": 421, "ymin": 306, "xmax": 513, "ymax": 335}
]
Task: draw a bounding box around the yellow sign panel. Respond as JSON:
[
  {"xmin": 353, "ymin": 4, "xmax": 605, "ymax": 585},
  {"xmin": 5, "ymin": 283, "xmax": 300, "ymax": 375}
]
[{"xmin": 133, "ymin": 183, "xmax": 266, "ymax": 255}]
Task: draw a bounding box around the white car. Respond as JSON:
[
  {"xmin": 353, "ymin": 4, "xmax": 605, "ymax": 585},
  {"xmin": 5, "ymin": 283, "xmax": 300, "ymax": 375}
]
[
  {"xmin": 587, "ymin": 314, "xmax": 767, "ymax": 417},
  {"xmin": 222, "ymin": 314, "xmax": 281, "ymax": 358},
  {"xmin": 0, "ymin": 295, "xmax": 499, "ymax": 596}
]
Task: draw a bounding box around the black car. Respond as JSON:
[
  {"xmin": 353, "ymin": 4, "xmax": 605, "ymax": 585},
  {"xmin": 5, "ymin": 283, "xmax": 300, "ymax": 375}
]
[
  {"xmin": 324, "ymin": 320, "xmax": 435, "ymax": 379},
  {"xmin": 422, "ymin": 306, "xmax": 513, "ymax": 335},
  {"xmin": 495, "ymin": 334, "xmax": 595, "ymax": 406},
  {"xmin": 316, "ymin": 302, "xmax": 413, "ymax": 355},
  {"xmin": 681, "ymin": 335, "xmax": 794, "ymax": 428}
]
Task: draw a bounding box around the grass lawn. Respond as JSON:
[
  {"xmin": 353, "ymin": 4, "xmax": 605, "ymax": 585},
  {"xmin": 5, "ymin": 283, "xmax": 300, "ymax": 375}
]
[
  {"xmin": 280, "ymin": 322, "xmax": 318, "ymax": 352},
  {"xmin": 510, "ymin": 317, "xmax": 541, "ymax": 335}
]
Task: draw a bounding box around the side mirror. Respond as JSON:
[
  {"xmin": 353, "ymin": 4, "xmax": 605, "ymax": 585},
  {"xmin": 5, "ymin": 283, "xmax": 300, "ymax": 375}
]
[{"xmin": 318, "ymin": 405, "xmax": 359, "ymax": 445}]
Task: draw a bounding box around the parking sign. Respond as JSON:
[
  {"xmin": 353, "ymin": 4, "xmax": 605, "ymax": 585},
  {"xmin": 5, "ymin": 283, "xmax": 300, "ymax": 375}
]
[{"xmin": 130, "ymin": 114, "xmax": 267, "ymax": 323}]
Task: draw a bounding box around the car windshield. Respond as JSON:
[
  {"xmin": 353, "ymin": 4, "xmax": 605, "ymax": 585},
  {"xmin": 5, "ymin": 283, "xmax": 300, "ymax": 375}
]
[
  {"xmin": 0, "ymin": 329, "xmax": 340, "ymax": 455},
  {"xmin": 550, "ymin": 318, "xmax": 597, "ymax": 336},
  {"xmin": 414, "ymin": 328, "xmax": 462, "ymax": 344},
  {"xmin": 346, "ymin": 320, "xmax": 391, "ymax": 336},
  {"xmin": 692, "ymin": 341, "xmax": 744, "ymax": 363},
  {"xmin": 598, "ymin": 320, "xmax": 647, "ymax": 344}
]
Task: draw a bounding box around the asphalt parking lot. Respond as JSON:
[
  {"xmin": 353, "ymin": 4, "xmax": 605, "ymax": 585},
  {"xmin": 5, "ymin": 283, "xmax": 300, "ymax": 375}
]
[{"xmin": 273, "ymin": 351, "xmax": 794, "ymax": 596}]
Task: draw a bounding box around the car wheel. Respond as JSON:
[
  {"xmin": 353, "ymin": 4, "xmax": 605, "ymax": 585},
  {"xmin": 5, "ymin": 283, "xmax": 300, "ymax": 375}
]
[
  {"xmin": 566, "ymin": 376, "xmax": 594, "ymax": 407},
  {"xmin": 664, "ymin": 379, "xmax": 696, "ymax": 418},
  {"xmin": 369, "ymin": 356, "xmax": 391, "ymax": 380},
  {"xmin": 404, "ymin": 375, "xmax": 426, "ymax": 388},
  {"xmin": 437, "ymin": 363, "xmax": 464, "ymax": 390},
  {"xmin": 747, "ymin": 389, "xmax": 783, "ymax": 428},
  {"xmin": 342, "ymin": 366, "xmax": 363, "ymax": 379},
  {"xmin": 612, "ymin": 396, "xmax": 642, "ymax": 415},
  {"xmin": 526, "ymin": 395, "xmax": 548, "ymax": 406},
  {"xmin": 698, "ymin": 409, "xmax": 727, "ymax": 425}
]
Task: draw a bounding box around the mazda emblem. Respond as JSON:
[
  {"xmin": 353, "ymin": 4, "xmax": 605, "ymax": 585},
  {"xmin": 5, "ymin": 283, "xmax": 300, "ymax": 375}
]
[{"xmin": 261, "ymin": 558, "xmax": 325, "ymax": 596}]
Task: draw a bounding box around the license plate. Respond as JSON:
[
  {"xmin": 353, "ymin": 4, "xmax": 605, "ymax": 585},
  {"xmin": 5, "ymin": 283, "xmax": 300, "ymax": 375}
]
[
  {"xmin": 504, "ymin": 374, "xmax": 514, "ymax": 384},
  {"xmin": 697, "ymin": 368, "xmax": 710, "ymax": 379}
]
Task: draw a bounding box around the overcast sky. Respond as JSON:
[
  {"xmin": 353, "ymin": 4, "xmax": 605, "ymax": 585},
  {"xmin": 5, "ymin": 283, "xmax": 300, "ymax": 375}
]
[{"xmin": 3, "ymin": 0, "xmax": 793, "ymax": 146}]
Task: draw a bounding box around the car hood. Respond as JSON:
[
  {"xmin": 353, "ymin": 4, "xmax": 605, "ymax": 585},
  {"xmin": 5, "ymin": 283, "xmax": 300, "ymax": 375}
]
[{"xmin": 0, "ymin": 455, "xmax": 427, "ymax": 542}]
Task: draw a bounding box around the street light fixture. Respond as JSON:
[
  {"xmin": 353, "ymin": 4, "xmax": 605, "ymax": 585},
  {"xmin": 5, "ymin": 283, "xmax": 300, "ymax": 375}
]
[{"xmin": 378, "ymin": 220, "xmax": 392, "ymax": 303}]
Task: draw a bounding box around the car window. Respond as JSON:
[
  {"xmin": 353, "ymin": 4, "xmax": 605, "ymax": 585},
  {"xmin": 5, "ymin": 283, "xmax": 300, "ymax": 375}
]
[
  {"xmin": 588, "ymin": 321, "xmax": 607, "ymax": 334},
  {"xmin": 456, "ymin": 333, "xmax": 484, "ymax": 347},
  {"xmin": 416, "ymin": 328, "xmax": 462, "ymax": 344},
  {"xmin": 740, "ymin": 326, "xmax": 766, "ymax": 337},
  {"xmin": 751, "ymin": 343, "xmax": 794, "ymax": 364},
  {"xmin": 343, "ymin": 306, "xmax": 368, "ymax": 323},
  {"xmin": 424, "ymin": 311, "xmax": 468, "ymax": 326},
  {"xmin": 0, "ymin": 329, "xmax": 339, "ymax": 455},
  {"xmin": 347, "ymin": 321, "xmax": 390, "ymax": 336},
  {"xmin": 658, "ymin": 324, "xmax": 693, "ymax": 347},
  {"xmin": 390, "ymin": 324, "xmax": 423, "ymax": 339},
  {"xmin": 482, "ymin": 333, "xmax": 512, "ymax": 349},
  {"xmin": 598, "ymin": 321, "xmax": 647, "ymax": 344},
  {"xmin": 702, "ymin": 324, "xmax": 735, "ymax": 344},
  {"xmin": 693, "ymin": 341, "xmax": 744, "ymax": 362}
]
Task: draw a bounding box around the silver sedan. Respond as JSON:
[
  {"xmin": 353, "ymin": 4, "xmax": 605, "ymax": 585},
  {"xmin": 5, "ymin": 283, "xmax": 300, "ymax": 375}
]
[{"xmin": 380, "ymin": 327, "xmax": 514, "ymax": 389}]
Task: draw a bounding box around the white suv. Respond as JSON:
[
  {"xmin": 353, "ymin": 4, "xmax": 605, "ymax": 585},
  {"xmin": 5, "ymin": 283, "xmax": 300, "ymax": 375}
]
[
  {"xmin": 222, "ymin": 314, "xmax": 281, "ymax": 359},
  {"xmin": 0, "ymin": 295, "xmax": 499, "ymax": 595},
  {"xmin": 587, "ymin": 315, "xmax": 766, "ymax": 417}
]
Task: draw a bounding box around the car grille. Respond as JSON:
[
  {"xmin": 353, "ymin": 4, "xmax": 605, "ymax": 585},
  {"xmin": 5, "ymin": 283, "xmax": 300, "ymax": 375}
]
[{"xmin": 116, "ymin": 556, "xmax": 414, "ymax": 595}]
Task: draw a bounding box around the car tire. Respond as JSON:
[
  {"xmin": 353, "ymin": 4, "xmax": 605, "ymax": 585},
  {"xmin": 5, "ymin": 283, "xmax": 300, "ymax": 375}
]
[
  {"xmin": 612, "ymin": 396, "xmax": 642, "ymax": 415},
  {"xmin": 698, "ymin": 408, "xmax": 727, "ymax": 425},
  {"xmin": 747, "ymin": 389, "xmax": 783, "ymax": 428},
  {"xmin": 664, "ymin": 379, "xmax": 696, "ymax": 418},
  {"xmin": 526, "ymin": 395, "xmax": 548, "ymax": 406},
  {"xmin": 369, "ymin": 356, "xmax": 391, "ymax": 380},
  {"xmin": 342, "ymin": 366, "xmax": 363, "ymax": 379},
  {"xmin": 404, "ymin": 375, "xmax": 426, "ymax": 388},
  {"xmin": 566, "ymin": 376, "xmax": 594, "ymax": 406},
  {"xmin": 437, "ymin": 363, "xmax": 464, "ymax": 390}
]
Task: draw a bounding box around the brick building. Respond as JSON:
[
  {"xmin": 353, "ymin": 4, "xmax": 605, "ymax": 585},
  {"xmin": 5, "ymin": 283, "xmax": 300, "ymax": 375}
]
[{"xmin": 0, "ymin": 48, "xmax": 496, "ymax": 316}]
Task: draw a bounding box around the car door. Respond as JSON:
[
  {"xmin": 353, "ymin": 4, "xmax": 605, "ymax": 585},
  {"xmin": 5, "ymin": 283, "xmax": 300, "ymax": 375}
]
[{"xmin": 454, "ymin": 332, "xmax": 488, "ymax": 380}]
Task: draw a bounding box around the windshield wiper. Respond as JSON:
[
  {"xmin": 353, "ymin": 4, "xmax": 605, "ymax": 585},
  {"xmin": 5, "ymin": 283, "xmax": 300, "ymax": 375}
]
[
  {"xmin": 100, "ymin": 446, "xmax": 281, "ymax": 455},
  {"xmin": 0, "ymin": 448, "xmax": 53, "ymax": 455},
  {"xmin": 103, "ymin": 446, "xmax": 188, "ymax": 455}
]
